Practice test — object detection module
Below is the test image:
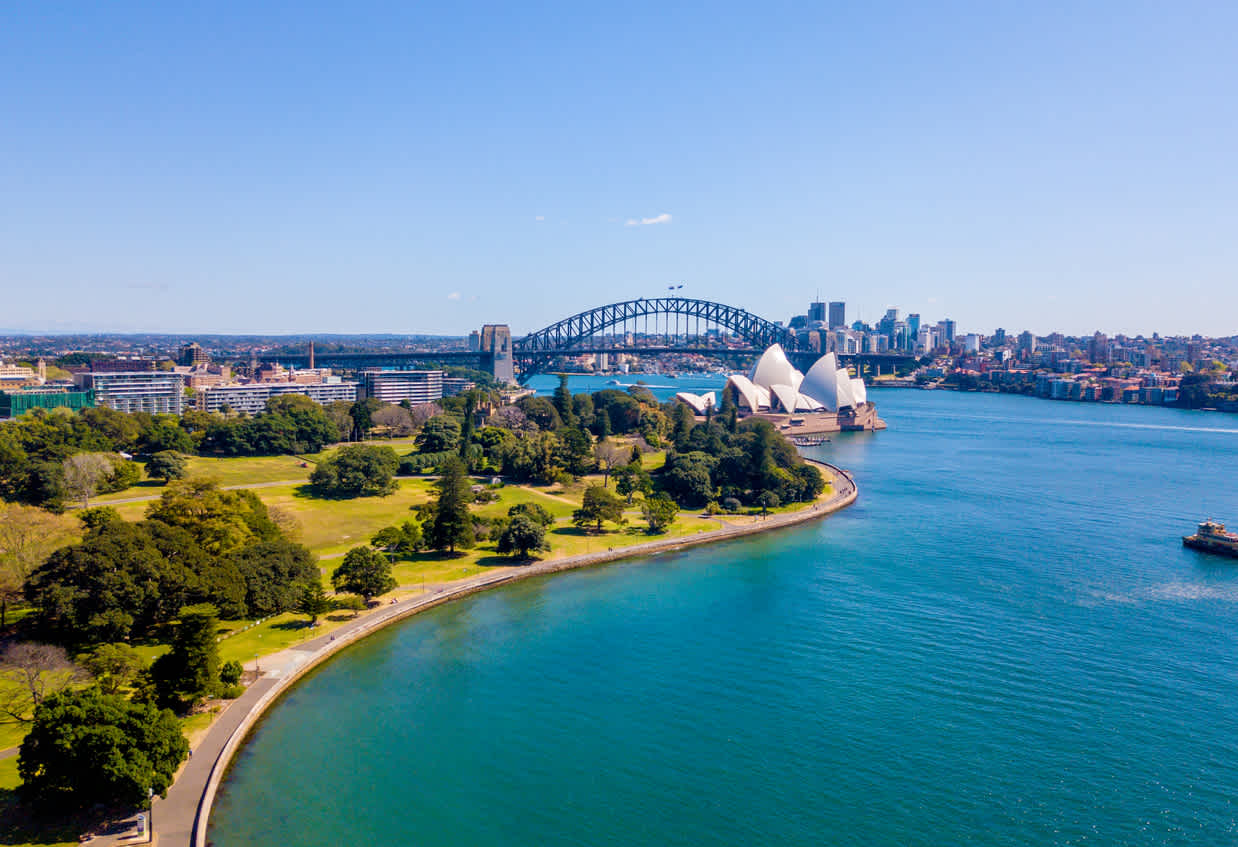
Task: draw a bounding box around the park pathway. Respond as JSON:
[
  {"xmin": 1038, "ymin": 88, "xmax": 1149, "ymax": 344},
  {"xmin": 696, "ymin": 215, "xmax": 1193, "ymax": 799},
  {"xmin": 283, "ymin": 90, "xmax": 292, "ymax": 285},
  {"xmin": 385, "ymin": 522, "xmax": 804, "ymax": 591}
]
[{"xmin": 149, "ymin": 461, "xmax": 855, "ymax": 847}]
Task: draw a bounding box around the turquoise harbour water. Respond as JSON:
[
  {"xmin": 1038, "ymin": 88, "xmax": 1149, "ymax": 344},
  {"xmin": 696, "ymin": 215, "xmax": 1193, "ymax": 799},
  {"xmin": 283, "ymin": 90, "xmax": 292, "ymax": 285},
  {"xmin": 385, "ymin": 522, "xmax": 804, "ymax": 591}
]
[{"xmin": 210, "ymin": 388, "xmax": 1238, "ymax": 846}]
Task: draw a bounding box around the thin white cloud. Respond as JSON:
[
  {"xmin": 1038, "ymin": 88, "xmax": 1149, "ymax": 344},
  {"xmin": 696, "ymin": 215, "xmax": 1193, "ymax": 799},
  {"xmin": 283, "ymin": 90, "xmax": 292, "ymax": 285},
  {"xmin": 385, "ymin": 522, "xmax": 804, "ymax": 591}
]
[
  {"xmin": 447, "ymin": 292, "xmax": 461, "ymax": 301},
  {"xmin": 534, "ymin": 215, "xmax": 545, "ymax": 222},
  {"xmin": 625, "ymin": 213, "xmax": 672, "ymax": 227}
]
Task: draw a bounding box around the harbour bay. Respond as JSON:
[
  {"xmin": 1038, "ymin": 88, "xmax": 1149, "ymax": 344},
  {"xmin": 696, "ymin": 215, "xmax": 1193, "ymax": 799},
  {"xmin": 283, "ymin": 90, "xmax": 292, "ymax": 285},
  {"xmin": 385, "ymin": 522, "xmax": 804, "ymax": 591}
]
[{"xmin": 209, "ymin": 387, "xmax": 1238, "ymax": 846}]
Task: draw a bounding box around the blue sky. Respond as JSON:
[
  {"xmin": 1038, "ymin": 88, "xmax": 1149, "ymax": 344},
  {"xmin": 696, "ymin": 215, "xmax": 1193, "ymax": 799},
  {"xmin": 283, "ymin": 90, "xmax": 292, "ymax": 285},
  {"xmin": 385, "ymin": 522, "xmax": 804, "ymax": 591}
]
[{"xmin": 2, "ymin": 1, "xmax": 1235, "ymax": 337}]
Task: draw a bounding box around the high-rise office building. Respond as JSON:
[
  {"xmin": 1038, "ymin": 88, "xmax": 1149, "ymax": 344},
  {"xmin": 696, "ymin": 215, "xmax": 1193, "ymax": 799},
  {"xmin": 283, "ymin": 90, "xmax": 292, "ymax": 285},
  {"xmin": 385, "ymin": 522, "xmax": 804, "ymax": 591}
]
[
  {"xmin": 178, "ymin": 342, "xmax": 209, "ymax": 367},
  {"xmin": 828, "ymin": 302, "xmax": 846, "ymax": 329},
  {"xmin": 1089, "ymin": 332, "xmax": 1111, "ymax": 364},
  {"xmin": 807, "ymin": 302, "xmax": 826, "ymax": 324},
  {"xmin": 907, "ymin": 313, "xmax": 921, "ymax": 338},
  {"xmin": 942, "ymin": 319, "xmax": 957, "ymax": 344}
]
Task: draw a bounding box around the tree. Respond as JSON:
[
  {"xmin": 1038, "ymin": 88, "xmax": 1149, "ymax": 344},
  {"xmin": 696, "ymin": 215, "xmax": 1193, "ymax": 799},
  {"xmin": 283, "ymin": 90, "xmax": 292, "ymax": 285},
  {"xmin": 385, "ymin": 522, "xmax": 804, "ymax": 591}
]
[
  {"xmin": 516, "ymin": 396, "xmax": 562, "ymax": 431},
  {"xmin": 572, "ymin": 393, "xmax": 595, "ymax": 429},
  {"xmin": 426, "ymin": 456, "xmax": 475, "ymax": 553},
  {"xmin": 26, "ymin": 520, "xmax": 195, "ymax": 645},
  {"xmin": 331, "ymin": 546, "xmax": 396, "ymax": 602},
  {"xmin": 147, "ymin": 479, "xmax": 281, "ymax": 556},
  {"xmin": 0, "ymin": 504, "xmax": 77, "ymax": 628},
  {"xmin": 80, "ymin": 643, "xmax": 148, "ymax": 696},
  {"xmin": 671, "ymin": 402, "xmax": 695, "ymax": 450},
  {"xmin": 593, "ymin": 407, "xmax": 611, "ymax": 440},
  {"xmin": 60, "ymin": 452, "xmax": 114, "ymax": 507},
  {"xmin": 145, "ymin": 450, "xmax": 188, "ymax": 483},
  {"xmin": 138, "ymin": 418, "xmax": 194, "ymax": 454},
  {"xmin": 553, "ymin": 375, "xmax": 576, "ymax": 427},
  {"xmin": 99, "ymin": 458, "xmax": 141, "ymax": 493},
  {"xmin": 150, "ymin": 604, "xmax": 221, "ymax": 712},
  {"xmin": 310, "ymin": 444, "xmax": 400, "ymax": 497},
  {"xmin": 349, "ymin": 398, "xmax": 383, "ymax": 440},
  {"xmin": 488, "ymin": 405, "xmax": 530, "ymax": 432},
  {"xmin": 324, "ymin": 400, "xmax": 355, "ymax": 442},
  {"xmin": 572, "ymin": 485, "xmax": 626, "ymax": 532},
  {"xmin": 408, "ymin": 402, "xmax": 441, "ymax": 429},
  {"xmin": 296, "ymin": 581, "xmax": 332, "ymax": 626},
  {"xmin": 1177, "ymin": 372, "xmax": 1213, "ymax": 408},
  {"xmin": 614, "ymin": 463, "xmax": 652, "ymax": 505},
  {"xmin": 496, "ymin": 515, "xmax": 550, "ymax": 559},
  {"xmin": 757, "ymin": 490, "xmax": 780, "ymax": 515},
  {"xmin": 641, "ymin": 494, "xmax": 679, "ymax": 534},
  {"xmin": 0, "ymin": 429, "xmax": 29, "ymax": 501},
  {"xmin": 0, "ymin": 642, "xmax": 89, "ymax": 724},
  {"xmin": 663, "ymin": 453, "xmax": 716, "ymax": 507},
  {"xmin": 415, "ymin": 415, "xmax": 461, "ymax": 453},
  {"xmin": 229, "ymin": 538, "xmax": 320, "ymax": 618},
  {"xmin": 558, "ymin": 425, "xmax": 595, "ymax": 477},
  {"xmin": 593, "ymin": 440, "xmax": 629, "ymax": 486},
  {"xmin": 18, "ymin": 688, "xmax": 188, "ymax": 811},
  {"xmin": 719, "ymin": 388, "xmax": 738, "ymax": 433},
  {"xmin": 219, "ymin": 660, "xmax": 243, "ymax": 686},
  {"xmin": 507, "ymin": 502, "xmax": 555, "ymax": 527},
  {"xmin": 370, "ymin": 404, "xmax": 416, "ymax": 436},
  {"xmin": 371, "ymin": 520, "xmax": 423, "ymax": 558},
  {"xmin": 459, "ymin": 391, "xmax": 479, "ymax": 457},
  {"xmin": 498, "ymin": 430, "xmax": 564, "ymax": 484}
]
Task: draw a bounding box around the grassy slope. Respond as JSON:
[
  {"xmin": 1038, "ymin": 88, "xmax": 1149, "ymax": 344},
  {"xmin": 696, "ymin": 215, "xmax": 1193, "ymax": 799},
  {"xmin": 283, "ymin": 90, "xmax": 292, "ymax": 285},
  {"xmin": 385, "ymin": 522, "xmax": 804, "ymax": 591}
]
[{"xmin": 3, "ymin": 444, "xmax": 828, "ymax": 843}]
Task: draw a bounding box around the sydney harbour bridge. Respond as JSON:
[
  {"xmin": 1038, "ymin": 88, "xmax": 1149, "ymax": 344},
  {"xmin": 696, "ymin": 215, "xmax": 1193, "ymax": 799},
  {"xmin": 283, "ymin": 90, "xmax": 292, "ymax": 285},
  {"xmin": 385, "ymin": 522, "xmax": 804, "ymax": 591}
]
[{"xmin": 265, "ymin": 297, "xmax": 915, "ymax": 382}]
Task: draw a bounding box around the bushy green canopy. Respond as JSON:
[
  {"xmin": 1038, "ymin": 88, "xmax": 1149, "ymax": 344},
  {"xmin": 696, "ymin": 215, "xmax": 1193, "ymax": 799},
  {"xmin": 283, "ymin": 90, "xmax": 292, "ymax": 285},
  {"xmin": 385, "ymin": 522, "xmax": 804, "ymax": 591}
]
[{"xmin": 19, "ymin": 688, "xmax": 188, "ymax": 810}]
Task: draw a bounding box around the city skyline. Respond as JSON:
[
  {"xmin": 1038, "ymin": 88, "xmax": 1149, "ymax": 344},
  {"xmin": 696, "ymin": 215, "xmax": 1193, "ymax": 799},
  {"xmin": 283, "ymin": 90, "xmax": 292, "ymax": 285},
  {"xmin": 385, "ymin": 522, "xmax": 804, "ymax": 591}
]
[{"xmin": 3, "ymin": 2, "xmax": 1237, "ymax": 337}]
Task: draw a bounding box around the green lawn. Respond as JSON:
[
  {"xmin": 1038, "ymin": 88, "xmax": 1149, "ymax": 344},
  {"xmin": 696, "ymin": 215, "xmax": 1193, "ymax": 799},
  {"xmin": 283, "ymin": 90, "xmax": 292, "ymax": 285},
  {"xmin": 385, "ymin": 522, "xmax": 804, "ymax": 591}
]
[
  {"xmin": 471, "ymin": 485, "xmax": 577, "ymax": 520},
  {"xmin": 0, "ymin": 724, "xmax": 26, "ymax": 754},
  {"xmin": 215, "ymin": 609, "xmax": 371, "ymax": 666},
  {"xmin": 254, "ymin": 478, "xmax": 438, "ymax": 555},
  {"xmin": 96, "ymin": 464, "xmax": 829, "ymax": 681},
  {"xmin": 384, "ymin": 507, "xmax": 724, "ymax": 589}
]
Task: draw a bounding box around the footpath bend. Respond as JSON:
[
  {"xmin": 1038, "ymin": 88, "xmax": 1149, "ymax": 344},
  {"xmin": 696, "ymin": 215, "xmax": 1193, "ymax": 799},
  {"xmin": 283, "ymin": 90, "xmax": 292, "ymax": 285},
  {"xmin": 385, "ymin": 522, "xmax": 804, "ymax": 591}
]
[{"xmin": 150, "ymin": 462, "xmax": 856, "ymax": 847}]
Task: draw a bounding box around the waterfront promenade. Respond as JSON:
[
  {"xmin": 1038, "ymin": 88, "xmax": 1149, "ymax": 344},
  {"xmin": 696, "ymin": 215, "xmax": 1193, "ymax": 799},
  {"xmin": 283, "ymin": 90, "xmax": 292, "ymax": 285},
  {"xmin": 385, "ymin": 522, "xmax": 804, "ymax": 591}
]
[{"xmin": 147, "ymin": 463, "xmax": 857, "ymax": 847}]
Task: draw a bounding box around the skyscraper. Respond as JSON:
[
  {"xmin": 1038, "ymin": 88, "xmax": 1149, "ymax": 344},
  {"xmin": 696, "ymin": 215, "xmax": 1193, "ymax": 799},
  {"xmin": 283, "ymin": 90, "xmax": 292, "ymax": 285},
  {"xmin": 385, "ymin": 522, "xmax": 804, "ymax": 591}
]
[
  {"xmin": 807, "ymin": 301, "xmax": 826, "ymax": 324},
  {"xmin": 828, "ymin": 301, "xmax": 845, "ymax": 329}
]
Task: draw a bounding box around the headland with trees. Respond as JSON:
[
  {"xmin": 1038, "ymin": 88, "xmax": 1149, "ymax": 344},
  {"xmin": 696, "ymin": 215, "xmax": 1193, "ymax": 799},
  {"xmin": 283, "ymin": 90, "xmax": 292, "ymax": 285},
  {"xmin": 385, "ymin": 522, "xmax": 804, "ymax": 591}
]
[{"xmin": 0, "ymin": 376, "xmax": 840, "ymax": 844}]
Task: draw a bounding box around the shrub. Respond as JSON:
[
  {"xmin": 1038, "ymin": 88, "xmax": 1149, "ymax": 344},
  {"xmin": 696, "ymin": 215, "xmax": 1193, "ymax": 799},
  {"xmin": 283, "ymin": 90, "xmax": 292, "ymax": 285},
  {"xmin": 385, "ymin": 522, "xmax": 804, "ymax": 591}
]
[
  {"xmin": 219, "ymin": 660, "xmax": 243, "ymax": 686},
  {"xmin": 398, "ymin": 450, "xmax": 456, "ymax": 474}
]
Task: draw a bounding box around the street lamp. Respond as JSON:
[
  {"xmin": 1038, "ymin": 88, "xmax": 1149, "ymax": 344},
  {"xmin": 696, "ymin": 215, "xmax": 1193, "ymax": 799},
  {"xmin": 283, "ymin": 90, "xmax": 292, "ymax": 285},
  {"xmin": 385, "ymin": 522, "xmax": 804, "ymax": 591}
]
[{"xmin": 148, "ymin": 786, "xmax": 154, "ymax": 844}]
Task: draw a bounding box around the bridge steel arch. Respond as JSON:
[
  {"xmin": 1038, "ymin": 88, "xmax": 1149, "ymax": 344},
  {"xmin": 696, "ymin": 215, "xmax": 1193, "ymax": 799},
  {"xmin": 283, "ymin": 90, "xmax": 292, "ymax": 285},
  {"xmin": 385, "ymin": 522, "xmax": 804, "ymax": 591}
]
[
  {"xmin": 516, "ymin": 296, "xmax": 798, "ymax": 353},
  {"xmin": 513, "ymin": 297, "xmax": 801, "ymax": 380}
]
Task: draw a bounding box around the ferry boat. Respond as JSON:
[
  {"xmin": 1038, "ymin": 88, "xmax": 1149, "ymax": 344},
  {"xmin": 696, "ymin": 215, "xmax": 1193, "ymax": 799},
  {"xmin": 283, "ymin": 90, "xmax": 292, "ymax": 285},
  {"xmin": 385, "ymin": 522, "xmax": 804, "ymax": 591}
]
[
  {"xmin": 1182, "ymin": 520, "xmax": 1238, "ymax": 558},
  {"xmin": 790, "ymin": 435, "xmax": 831, "ymax": 447}
]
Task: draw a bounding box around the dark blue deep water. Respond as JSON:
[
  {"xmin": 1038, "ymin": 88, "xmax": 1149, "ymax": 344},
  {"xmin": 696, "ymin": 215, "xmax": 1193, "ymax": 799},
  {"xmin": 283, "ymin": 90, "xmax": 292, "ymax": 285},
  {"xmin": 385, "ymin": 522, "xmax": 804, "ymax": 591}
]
[{"xmin": 210, "ymin": 389, "xmax": 1238, "ymax": 846}]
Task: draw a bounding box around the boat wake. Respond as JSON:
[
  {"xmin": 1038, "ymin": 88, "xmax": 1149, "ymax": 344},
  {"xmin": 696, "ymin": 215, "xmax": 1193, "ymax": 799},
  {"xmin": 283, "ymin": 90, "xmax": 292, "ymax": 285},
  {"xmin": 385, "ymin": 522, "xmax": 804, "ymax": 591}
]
[{"xmin": 1084, "ymin": 582, "xmax": 1238, "ymax": 605}]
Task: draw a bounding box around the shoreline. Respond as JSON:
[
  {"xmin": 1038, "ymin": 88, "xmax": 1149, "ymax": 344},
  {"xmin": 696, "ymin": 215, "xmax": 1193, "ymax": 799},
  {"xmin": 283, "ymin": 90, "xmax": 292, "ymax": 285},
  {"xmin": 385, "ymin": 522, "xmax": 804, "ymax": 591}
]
[{"xmin": 169, "ymin": 461, "xmax": 857, "ymax": 847}]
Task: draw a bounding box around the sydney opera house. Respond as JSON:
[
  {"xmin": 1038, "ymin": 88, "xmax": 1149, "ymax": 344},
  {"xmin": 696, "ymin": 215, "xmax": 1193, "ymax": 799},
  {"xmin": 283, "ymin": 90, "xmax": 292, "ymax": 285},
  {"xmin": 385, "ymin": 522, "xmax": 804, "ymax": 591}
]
[{"xmin": 675, "ymin": 344, "xmax": 884, "ymax": 433}]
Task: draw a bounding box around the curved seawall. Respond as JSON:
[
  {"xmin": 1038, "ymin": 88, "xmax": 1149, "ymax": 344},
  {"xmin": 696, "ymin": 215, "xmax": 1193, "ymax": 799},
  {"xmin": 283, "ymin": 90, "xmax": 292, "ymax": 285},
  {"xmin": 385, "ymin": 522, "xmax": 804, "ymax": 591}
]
[{"xmin": 171, "ymin": 461, "xmax": 857, "ymax": 847}]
